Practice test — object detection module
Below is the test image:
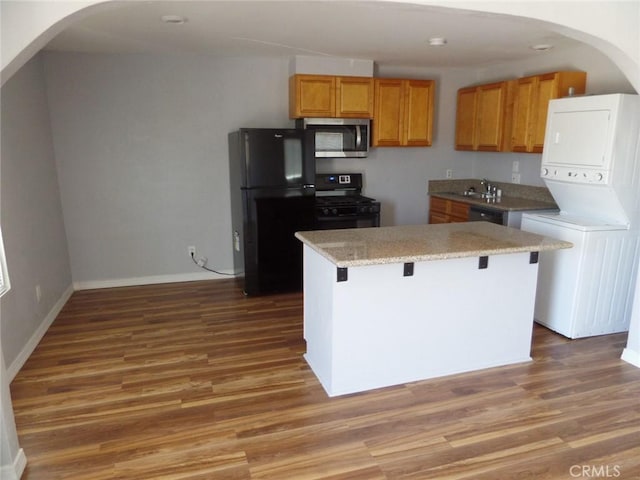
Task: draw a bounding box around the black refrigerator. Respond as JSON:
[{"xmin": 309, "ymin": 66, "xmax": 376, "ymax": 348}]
[{"xmin": 228, "ymin": 128, "xmax": 316, "ymax": 295}]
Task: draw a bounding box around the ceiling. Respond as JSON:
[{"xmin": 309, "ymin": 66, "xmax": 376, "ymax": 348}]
[{"xmin": 44, "ymin": 1, "xmax": 587, "ymax": 69}]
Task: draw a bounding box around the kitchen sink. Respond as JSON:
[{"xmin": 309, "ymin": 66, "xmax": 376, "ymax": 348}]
[{"xmin": 458, "ymin": 190, "xmax": 496, "ymax": 199}]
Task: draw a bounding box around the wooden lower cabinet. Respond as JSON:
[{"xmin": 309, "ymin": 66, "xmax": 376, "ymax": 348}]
[{"xmin": 429, "ymin": 196, "xmax": 469, "ymax": 224}]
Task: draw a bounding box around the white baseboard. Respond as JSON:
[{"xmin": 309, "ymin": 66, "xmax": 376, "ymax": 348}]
[
  {"xmin": 7, "ymin": 285, "xmax": 74, "ymax": 381},
  {"xmin": 73, "ymin": 271, "xmax": 235, "ymax": 291},
  {"xmin": 0, "ymin": 448, "xmax": 26, "ymax": 480},
  {"xmin": 621, "ymin": 347, "xmax": 640, "ymax": 368}
]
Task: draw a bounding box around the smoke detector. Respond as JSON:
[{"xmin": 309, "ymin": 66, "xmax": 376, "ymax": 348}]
[
  {"xmin": 530, "ymin": 44, "xmax": 553, "ymax": 51},
  {"xmin": 161, "ymin": 15, "xmax": 188, "ymax": 24},
  {"xmin": 428, "ymin": 37, "xmax": 447, "ymax": 47}
]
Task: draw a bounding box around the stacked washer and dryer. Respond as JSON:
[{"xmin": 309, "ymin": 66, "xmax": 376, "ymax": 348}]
[{"xmin": 521, "ymin": 94, "xmax": 640, "ymax": 339}]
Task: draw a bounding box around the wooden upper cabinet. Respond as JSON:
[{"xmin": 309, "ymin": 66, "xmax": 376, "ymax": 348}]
[
  {"xmin": 373, "ymin": 78, "xmax": 435, "ymax": 147},
  {"xmin": 335, "ymin": 76, "xmax": 374, "ymax": 118},
  {"xmin": 372, "ymin": 79, "xmax": 404, "ymax": 146},
  {"xmin": 289, "ymin": 74, "xmax": 335, "ymax": 118},
  {"xmin": 476, "ymin": 82, "xmax": 512, "ymax": 151},
  {"xmin": 455, "ymin": 87, "xmax": 478, "ymax": 150},
  {"xmin": 289, "ymin": 74, "xmax": 373, "ymax": 118},
  {"xmin": 455, "ymin": 81, "xmax": 513, "ymax": 152},
  {"xmin": 510, "ymin": 77, "xmax": 536, "ymax": 152},
  {"xmin": 404, "ymin": 80, "xmax": 435, "ymax": 146},
  {"xmin": 511, "ymin": 71, "xmax": 586, "ymax": 153}
]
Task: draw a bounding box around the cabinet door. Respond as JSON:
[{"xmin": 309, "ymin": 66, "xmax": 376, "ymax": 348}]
[
  {"xmin": 429, "ymin": 197, "xmax": 469, "ymax": 223},
  {"xmin": 336, "ymin": 77, "xmax": 374, "ymax": 118},
  {"xmin": 428, "ymin": 196, "xmax": 449, "ymax": 224},
  {"xmin": 510, "ymin": 71, "xmax": 586, "ymax": 153},
  {"xmin": 476, "ymin": 82, "xmax": 508, "ymax": 151},
  {"xmin": 530, "ymin": 73, "xmax": 557, "ymax": 153},
  {"xmin": 429, "ymin": 212, "xmax": 450, "ymax": 224},
  {"xmin": 429, "ymin": 196, "xmax": 448, "ymax": 214},
  {"xmin": 372, "ymin": 79, "xmax": 404, "ymax": 146},
  {"xmin": 450, "ymin": 201, "xmax": 470, "ymax": 222},
  {"xmin": 289, "ymin": 75, "xmax": 335, "ymax": 118},
  {"xmin": 511, "ymin": 76, "xmax": 537, "ymax": 152},
  {"xmin": 403, "ymin": 80, "xmax": 434, "ymax": 146},
  {"xmin": 455, "ymin": 87, "xmax": 478, "ymax": 150}
]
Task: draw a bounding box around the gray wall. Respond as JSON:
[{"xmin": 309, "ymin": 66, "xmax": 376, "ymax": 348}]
[
  {"xmin": 0, "ymin": 53, "xmax": 72, "ymax": 367},
  {"xmin": 44, "ymin": 53, "xmax": 294, "ymax": 287},
  {"xmin": 41, "ymin": 42, "xmax": 633, "ymax": 288},
  {"xmin": 43, "ymin": 53, "xmax": 481, "ymax": 282}
]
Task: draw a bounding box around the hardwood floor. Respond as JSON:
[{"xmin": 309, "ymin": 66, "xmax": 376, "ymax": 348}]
[{"xmin": 10, "ymin": 279, "xmax": 640, "ymax": 479}]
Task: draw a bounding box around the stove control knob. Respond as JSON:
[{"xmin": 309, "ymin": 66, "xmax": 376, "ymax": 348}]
[
  {"xmin": 331, "ymin": 208, "xmax": 338, "ymax": 215},
  {"xmin": 322, "ymin": 208, "xmax": 329, "ymax": 215}
]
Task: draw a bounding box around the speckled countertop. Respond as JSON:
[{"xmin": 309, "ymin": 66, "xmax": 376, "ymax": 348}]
[
  {"xmin": 430, "ymin": 192, "xmax": 558, "ymax": 212},
  {"xmin": 295, "ymin": 223, "xmax": 572, "ymax": 268},
  {"xmin": 428, "ymin": 179, "xmax": 558, "ymax": 212}
]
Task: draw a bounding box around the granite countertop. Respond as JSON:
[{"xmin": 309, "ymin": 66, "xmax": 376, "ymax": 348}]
[
  {"xmin": 430, "ymin": 192, "xmax": 558, "ymax": 212},
  {"xmin": 428, "ymin": 178, "xmax": 558, "ymax": 212},
  {"xmin": 295, "ymin": 223, "xmax": 572, "ymax": 268}
]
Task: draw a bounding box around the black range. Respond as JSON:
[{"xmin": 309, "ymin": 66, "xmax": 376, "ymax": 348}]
[{"xmin": 315, "ymin": 173, "xmax": 380, "ymax": 230}]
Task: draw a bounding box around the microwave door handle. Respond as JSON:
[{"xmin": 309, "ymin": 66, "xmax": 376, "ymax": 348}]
[{"xmin": 355, "ymin": 125, "xmax": 362, "ymax": 149}]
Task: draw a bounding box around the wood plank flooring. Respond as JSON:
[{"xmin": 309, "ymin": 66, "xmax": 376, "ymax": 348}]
[{"xmin": 10, "ymin": 279, "xmax": 640, "ymax": 479}]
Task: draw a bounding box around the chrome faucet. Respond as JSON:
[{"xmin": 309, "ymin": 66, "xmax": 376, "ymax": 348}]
[{"xmin": 480, "ymin": 178, "xmax": 497, "ymax": 197}]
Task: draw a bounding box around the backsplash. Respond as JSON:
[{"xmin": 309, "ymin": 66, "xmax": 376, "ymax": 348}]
[{"xmin": 428, "ymin": 178, "xmax": 555, "ymax": 203}]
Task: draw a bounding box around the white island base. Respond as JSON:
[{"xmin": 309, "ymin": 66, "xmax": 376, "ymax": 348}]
[{"xmin": 302, "ymin": 245, "xmax": 539, "ymax": 397}]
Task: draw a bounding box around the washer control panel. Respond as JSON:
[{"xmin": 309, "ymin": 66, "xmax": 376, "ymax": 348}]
[{"xmin": 541, "ymin": 166, "xmax": 610, "ymax": 185}]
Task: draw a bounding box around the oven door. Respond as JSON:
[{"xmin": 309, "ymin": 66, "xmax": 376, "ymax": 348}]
[{"xmin": 316, "ymin": 213, "xmax": 380, "ymax": 230}]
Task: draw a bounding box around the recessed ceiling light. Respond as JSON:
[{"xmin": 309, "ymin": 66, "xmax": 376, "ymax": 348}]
[
  {"xmin": 428, "ymin": 37, "xmax": 447, "ymax": 47},
  {"xmin": 530, "ymin": 44, "xmax": 553, "ymax": 51},
  {"xmin": 161, "ymin": 15, "xmax": 187, "ymax": 24}
]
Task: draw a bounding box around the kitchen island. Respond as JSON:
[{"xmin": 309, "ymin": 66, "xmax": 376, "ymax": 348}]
[{"xmin": 295, "ymin": 222, "xmax": 572, "ymax": 397}]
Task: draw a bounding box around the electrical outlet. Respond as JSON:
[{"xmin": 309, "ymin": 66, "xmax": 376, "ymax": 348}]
[
  {"xmin": 188, "ymin": 246, "xmax": 196, "ymax": 257},
  {"xmin": 445, "ymin": 169, "xmax": 453, "ymax": 179},
  {"xmin": 511, "ymin": 173, "xmax": 521, "ymax": 184},
  {"xmin": 35, "ymin": 285, "xmax": 41, "ymax": 303},
  {"xmin": 512, "ymin": 160, "xmax": 520, "ymax": 173}
]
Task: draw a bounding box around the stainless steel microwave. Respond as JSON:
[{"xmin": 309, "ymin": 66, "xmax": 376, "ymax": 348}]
[{"xmin": 296, "ymin": 118, "xmax": 369, "ymax": 158}]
